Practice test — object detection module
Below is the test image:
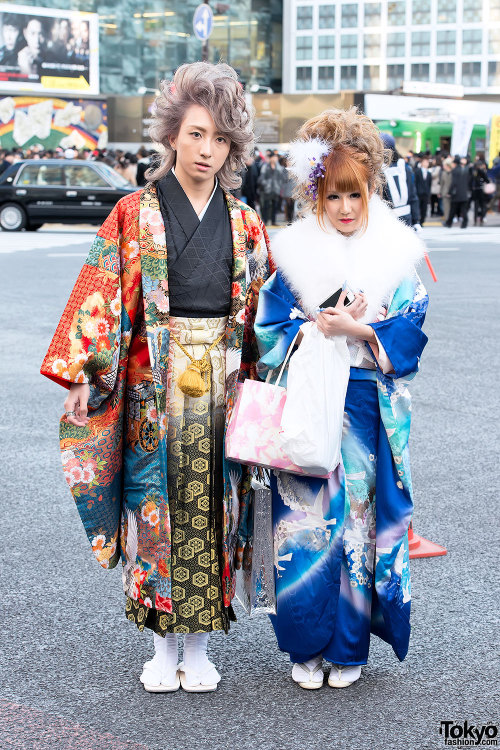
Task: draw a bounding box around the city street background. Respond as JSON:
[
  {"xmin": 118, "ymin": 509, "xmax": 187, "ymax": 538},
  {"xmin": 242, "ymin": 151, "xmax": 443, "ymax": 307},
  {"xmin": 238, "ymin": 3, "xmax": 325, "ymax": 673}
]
[{"xmin": 0, "ymin": 222, "xmax": 498, "ymax": 750}]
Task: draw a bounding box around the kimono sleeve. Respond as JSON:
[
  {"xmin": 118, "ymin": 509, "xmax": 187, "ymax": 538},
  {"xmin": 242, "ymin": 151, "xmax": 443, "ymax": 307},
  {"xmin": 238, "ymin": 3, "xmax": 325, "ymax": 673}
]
[
  {"xmin": 368, "ymin": 273, "xmax": 428, "ymax": 379},
  {"xmin": 254, "ymin": 270, "xmax": 307, "ymax": 379},
  {"xmin": 40, "ymin": 203, "xmax": 124, "ymax": 408}
]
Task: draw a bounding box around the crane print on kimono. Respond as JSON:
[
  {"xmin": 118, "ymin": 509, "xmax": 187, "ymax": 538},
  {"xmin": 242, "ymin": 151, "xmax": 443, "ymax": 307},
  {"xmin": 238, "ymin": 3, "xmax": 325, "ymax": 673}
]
[{"xmin": 41, "ymin": 184, "xmax": 274, "ymax": 617}]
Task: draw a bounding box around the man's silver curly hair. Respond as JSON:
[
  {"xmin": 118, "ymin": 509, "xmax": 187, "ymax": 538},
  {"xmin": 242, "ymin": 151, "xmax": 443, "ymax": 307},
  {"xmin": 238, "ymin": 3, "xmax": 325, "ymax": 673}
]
[{"xmin": 147, "ymin": 61, "xmax": 254, "ymax": 191}]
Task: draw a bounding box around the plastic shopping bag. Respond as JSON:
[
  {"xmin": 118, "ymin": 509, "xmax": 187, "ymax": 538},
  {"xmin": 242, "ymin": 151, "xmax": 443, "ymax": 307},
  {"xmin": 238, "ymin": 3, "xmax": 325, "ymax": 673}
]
[
  {"xmin": 235, "ymin": 470, "xmax": 276, "ymax": 616},
  {"xmin": 279, "ymin": 322, "xmax": 350, "ymax": 475}
]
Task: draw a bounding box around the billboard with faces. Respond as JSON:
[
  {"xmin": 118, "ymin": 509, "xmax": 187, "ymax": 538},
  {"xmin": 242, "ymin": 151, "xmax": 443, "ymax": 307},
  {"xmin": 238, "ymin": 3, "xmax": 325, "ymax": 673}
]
[{"xmin": 0, "ymin": 4, "xmax": 99, "ymax": 95}]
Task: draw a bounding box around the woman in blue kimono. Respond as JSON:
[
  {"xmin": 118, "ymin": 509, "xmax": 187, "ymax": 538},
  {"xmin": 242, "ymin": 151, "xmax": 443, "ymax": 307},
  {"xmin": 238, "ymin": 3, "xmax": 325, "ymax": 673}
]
[{"xmin": 254, "ymin": 107, "xmax": 429, "ymax": 689}]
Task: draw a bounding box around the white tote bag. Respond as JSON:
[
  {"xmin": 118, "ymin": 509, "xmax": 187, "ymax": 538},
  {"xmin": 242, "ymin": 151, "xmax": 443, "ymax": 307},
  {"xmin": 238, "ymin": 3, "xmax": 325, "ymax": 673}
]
[{"xmin": 279, "ymin": 322, "xmax": 350, "ymax": 475}]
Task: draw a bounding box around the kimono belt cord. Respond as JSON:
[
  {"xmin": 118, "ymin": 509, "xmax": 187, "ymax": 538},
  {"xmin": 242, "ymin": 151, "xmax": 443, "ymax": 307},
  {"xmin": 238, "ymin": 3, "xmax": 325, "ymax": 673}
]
[{"xmin": 170, "ymin": 330, "xmax": 226, "ymax": 398}]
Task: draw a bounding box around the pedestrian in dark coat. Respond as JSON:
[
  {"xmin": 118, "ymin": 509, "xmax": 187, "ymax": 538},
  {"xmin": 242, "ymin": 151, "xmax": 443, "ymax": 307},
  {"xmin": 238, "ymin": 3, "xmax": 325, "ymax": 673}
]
[
  {"xmin": 470, "ymin": 160, "xmax": 488, "ymax": 225},
  {"xmin": 135, "ymin": 146, "xmax": 152, "ymax": 187},
  {"xmin": 414, "ymin": 157, "xmax": 432, "ymax": 225},
  {"xmin": 258, "ymin": 154, "xmax": 285, "ymax": 225},
  {"xmin": 241, "ymin": 156, "xmax": 259, "ymax": 209},
  {"xmin": 440, "ymin": 158, "xmax": 453, "ymax": 224},
  {"xmin": 380, "ymin": 133, "xmax": 420, "ymax": 228},
  {"xmin": 0, "ymin": 150, "xmax": 14, "ymax": 176},
  {"xmin": 445, "ymin": 157, "xmax": 472, "ymax": 228}
]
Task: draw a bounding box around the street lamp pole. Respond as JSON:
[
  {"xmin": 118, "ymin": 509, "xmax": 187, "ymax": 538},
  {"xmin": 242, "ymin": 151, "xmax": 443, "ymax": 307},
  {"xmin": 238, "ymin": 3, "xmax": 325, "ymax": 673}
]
[{"xmin": 202, "ymin": 0, "xmax": 209, "ymax": 62}]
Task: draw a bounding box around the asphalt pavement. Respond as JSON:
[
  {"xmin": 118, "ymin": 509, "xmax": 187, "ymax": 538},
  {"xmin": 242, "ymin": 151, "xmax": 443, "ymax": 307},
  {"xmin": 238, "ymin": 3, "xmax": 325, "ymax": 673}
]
[{"xmin": 0, "ymin": 220, "xmax": 498, "ymax": 750}]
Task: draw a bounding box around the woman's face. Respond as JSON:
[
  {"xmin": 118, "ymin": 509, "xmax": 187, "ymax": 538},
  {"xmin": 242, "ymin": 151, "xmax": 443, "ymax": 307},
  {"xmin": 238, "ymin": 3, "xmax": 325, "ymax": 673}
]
[
  {"xmin": 169, "ymin": 103, "xmax": 230, "ymax": 187},
  {"xmin": 324, "ymin": 187, "xmax": 364, "ymax": 236}
]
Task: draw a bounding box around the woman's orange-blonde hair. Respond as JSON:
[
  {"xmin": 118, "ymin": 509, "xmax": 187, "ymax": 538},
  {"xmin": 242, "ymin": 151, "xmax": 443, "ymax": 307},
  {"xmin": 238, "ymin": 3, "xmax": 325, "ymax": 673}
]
[{"xmin": 295, "ymin": 107, "xmax": 391, "ymax": 231}]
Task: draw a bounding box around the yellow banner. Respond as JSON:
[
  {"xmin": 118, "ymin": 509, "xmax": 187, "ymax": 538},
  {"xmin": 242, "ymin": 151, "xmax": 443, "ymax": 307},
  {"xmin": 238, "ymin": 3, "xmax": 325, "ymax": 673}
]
[
  {"xmin": 40, "ymin": 76, "xmax": 90, "ymax": 91},
  {"xmin": 488, "ymin": 114, "xmax": 500, "ymax": 167}
]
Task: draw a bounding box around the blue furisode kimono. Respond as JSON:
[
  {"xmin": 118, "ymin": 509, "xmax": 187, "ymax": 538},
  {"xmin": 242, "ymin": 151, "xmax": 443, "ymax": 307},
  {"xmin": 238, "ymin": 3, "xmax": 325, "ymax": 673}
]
[{"xmin": 254, "ymin": 196, "xmax": 429, "ymax": 665}]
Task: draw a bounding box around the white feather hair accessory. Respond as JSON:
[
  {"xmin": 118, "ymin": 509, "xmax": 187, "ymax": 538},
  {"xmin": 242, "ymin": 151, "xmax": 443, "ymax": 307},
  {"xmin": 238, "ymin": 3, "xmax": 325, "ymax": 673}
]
[{"xmin": 286, "ymin": 137, "xmax": 331, "ymax": 199}]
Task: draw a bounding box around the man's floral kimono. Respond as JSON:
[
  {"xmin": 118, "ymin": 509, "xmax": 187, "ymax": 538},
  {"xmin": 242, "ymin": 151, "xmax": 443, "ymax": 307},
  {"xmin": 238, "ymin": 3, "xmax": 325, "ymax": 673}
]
[{"xmin": 41, "ymin": 185, "xmax": 274, "ymax": 620}]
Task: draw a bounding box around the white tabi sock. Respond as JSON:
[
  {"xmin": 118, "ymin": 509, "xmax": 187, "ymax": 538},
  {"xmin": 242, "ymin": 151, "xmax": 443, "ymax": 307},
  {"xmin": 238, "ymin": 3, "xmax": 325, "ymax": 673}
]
[
  {"xmin": 183, "ymin": 632, "xmax": 211, "ymax": 675},
  {"xmin": 153, "ymin": 632, "xmax": 179, "ymax": 674},
  {"xmin": 182, "ymin": 633, "xmax": 220, "ymax": 687}
]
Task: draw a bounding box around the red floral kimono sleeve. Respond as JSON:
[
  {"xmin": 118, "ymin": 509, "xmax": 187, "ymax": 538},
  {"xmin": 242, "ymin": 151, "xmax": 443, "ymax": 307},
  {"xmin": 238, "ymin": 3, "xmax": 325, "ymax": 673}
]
[{"xmin": 41, "ymin": 204, "xmax": 125, "ymax": 403}]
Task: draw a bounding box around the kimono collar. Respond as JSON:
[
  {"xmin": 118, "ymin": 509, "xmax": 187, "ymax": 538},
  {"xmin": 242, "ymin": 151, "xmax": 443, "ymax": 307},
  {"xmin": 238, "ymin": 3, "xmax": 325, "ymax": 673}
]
[{"xmin": 171, "ymin": 166, "xmax": 218, "ymax": 220}]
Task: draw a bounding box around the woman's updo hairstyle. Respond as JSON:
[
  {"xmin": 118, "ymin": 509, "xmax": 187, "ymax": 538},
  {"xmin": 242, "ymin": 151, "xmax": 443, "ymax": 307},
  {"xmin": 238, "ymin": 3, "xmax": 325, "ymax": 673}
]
[
  {"xmin": 295, "ymin": 107, "xmax": 391, "ymax": 231},
  {"xmin": 147, "ymin": 61, "xmax": 254, "ymax": 190}
]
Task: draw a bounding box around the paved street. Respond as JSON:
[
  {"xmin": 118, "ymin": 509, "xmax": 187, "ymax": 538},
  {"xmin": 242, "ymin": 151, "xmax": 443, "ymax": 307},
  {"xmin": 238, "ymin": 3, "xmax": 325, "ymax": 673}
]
[{"xmin": 0, "ymin": 222, "xmax": 498, "ymax": 750}]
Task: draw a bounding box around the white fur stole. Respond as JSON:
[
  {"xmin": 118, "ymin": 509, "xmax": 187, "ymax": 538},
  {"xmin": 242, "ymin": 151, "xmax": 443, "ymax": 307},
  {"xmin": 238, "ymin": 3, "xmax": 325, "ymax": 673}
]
[{"xmin": 270, "ymin": 195, "xmax": 425, "ymax": 322}]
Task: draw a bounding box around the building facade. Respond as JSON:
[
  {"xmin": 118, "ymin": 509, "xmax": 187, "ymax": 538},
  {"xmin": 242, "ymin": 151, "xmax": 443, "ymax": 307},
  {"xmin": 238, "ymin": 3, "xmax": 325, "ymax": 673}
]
[
  {"xmin": 0, "ymin": 0, "xmax": 282, "ymax": 95},
  {"xmin": 283, "ymin": 0, "xmax": 500, "ymax": 94}
]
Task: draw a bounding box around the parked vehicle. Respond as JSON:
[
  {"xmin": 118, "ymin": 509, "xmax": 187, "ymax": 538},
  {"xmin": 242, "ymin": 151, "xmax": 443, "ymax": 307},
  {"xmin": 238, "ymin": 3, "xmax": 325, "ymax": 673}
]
[{"xmin": 0, "ymin": 159, "xmax": 136, "ymax": 231}]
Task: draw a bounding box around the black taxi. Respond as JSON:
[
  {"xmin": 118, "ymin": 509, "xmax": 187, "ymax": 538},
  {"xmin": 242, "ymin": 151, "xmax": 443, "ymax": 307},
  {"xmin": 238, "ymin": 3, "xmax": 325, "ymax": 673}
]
[{"xmin": 0, "ymin": 159, "xmax": 137, "ymax": 231}]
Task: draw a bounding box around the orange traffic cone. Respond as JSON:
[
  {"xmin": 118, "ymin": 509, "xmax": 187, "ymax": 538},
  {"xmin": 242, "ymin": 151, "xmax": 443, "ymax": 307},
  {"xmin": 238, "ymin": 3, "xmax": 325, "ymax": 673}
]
[{"xmin": 408, "ymin": 521, "xmax": 447, "ymax": 559}]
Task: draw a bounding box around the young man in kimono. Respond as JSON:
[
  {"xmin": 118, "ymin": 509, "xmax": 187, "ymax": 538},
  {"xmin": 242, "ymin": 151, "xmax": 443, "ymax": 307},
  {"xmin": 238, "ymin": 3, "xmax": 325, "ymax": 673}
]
[{"xmin": 41, "ymin": 62, "xmax": 274, "ymax": 693}]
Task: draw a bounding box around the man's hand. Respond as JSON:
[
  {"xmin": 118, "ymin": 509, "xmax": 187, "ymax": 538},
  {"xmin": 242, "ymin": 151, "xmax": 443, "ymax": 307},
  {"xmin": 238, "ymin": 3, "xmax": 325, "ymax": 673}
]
[{"xmin": 64, "ymin": 383, "xmax": 90, "ymax": 427}]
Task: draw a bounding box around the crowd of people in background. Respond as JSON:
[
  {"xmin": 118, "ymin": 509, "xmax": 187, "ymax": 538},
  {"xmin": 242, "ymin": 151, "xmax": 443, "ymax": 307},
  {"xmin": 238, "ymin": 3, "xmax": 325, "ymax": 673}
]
[
  {"xmin": 405, "ymin": 149, "xmax": 495, "ymax": 229},
  {"xmin": 0, "ymin": 141, "xmax": 499, "ymax": 230}
]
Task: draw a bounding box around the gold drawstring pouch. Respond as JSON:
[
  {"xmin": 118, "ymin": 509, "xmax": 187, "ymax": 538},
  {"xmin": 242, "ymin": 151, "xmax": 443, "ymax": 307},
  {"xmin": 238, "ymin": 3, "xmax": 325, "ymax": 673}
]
[{"xmin": 170, "ymin": 330, "xmax": 225, "ymax": 398}]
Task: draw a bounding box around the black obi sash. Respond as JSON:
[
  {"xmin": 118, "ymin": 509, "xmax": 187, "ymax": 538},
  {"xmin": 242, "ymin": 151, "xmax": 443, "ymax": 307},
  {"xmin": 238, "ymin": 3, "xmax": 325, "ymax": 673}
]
[{"xmin": 156, "ymin": 170, "xmax": 233, "ymax": 318}]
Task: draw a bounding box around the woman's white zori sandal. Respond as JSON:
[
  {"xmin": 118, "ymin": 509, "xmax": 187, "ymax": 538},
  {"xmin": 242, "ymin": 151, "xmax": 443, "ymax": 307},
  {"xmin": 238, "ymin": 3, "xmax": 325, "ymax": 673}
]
[
  {"xmin": 178, "ymin": 661, "xmax": 221, "ymax": 692},
  {"xmin": 291, "ymin": 656, "xmax": 324, "ymax": 689},
  {"xmin": 140, "ymin": 655, "xmax": 180, "ymax": 693},
  {"xmin": 328, "ymin": 664, "xmax": 362, "ymax": 688}
]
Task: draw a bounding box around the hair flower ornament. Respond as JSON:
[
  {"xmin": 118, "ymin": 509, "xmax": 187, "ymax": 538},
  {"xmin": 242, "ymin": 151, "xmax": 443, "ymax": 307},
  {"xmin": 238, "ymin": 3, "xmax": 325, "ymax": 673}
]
[{"xmin": 287, "ymin": 137, "xmax": 331, "ymax": 201}]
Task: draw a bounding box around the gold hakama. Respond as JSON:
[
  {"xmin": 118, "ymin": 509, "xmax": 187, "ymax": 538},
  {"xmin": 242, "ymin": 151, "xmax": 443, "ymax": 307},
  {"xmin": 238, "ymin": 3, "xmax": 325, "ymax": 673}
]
[{"xmin": 126, "ymin": 316, "xmax": 232, "ymax": 634}]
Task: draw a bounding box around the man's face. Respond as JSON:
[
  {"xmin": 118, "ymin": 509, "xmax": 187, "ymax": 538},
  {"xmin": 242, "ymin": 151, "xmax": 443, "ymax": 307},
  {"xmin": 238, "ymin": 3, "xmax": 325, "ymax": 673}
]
[
  {"xmin": 421, "ymin": 159, "xmax": 429, "ymax": 169},
  {"xmin": 24, "ymin": 20, "xmax": 44, "ymax": 55},
  {"xmin": 169, "ymin": 103, "xmax": 230, "ymax": 188},
  {"xmin": 270, "ymin": 155, "xmax": 278, "ymax": 167},
  {"xmin": 3, "ymin": 24, "xmax": 19, "ymax": 50}
]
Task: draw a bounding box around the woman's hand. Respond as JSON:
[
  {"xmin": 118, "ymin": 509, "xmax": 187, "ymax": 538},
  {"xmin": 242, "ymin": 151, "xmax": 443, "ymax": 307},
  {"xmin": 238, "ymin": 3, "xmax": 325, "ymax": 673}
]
[
  {"xmin": 64, "ymin": 383, "xmax": 90, "ymax": 427},
  {"xmin": 344, "ymin": 292, "xmax": 368, "ymax": 321},
  {"xmin": 317, "ymin": 307, "xmax": 359, "ymax": 338},
  {"xmin": 317, "ymin": 290, "xmax": 377, "ymax": 343},
  {"xmin": 316, "ymin": 291, "xmax": 367, "ymax": 337}
]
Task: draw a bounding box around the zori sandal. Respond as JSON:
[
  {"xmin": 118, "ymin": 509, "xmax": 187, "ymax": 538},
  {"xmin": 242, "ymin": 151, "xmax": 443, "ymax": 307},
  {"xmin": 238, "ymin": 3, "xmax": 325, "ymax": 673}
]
[
  {"xmin": 178, "ymin": 661, "xmax": 221, "ymax": 693},
  {"xmin": 328, "ymin": 664, "xmax": 362, "ymax": 688},
  {"xmin": 140, "ymin": 656, "xmax": 180, "ymax": 693},
  {"xmin": 291, "ymin": 657, "xmax": 324, "ymax": 690}
]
